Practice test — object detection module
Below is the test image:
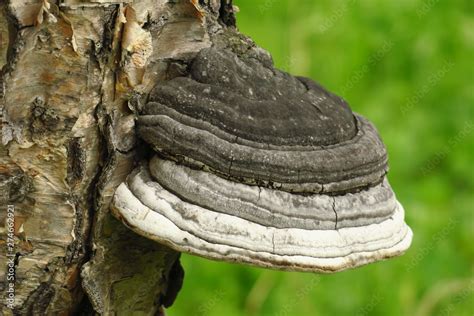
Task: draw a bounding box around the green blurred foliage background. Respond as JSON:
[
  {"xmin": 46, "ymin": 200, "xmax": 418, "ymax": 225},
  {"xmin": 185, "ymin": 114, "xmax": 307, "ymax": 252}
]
[{"xmin": 169, "ymin": 1, "xmax": 473, "ymax": 315}]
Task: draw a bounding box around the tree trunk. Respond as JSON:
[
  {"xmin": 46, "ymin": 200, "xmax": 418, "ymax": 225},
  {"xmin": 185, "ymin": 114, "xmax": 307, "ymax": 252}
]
[{"xmin": 0, "ymin": 0, "xmax": 236, "ymax": 314}]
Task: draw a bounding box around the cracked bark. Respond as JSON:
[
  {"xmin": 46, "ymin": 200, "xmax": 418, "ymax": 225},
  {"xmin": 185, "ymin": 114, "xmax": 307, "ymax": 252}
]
[{"xmin": 0, "ymin": 0, "xmax": 237, "ymax": 314}]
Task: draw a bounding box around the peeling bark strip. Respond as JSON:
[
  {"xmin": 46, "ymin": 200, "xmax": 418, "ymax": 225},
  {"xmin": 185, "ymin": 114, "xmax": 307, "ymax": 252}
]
[{"xmin": 1, "ymin": 0, "xmax": 235, "ymax": 314}]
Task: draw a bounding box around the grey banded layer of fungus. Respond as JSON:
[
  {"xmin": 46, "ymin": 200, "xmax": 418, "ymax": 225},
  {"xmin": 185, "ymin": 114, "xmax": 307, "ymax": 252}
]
[{"xmin": 111, "ymin": 47, "xmax": 412, "ymax": 272}]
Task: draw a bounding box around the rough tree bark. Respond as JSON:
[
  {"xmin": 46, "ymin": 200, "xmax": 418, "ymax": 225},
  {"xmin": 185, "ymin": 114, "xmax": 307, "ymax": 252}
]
[{"xmin": 0, "ymin": 0, "xmax": 238, "ymax": 314}]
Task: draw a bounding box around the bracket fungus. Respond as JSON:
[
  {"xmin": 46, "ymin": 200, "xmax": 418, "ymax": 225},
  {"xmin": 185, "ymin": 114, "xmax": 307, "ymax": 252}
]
[{"xmin": 111, "ymin": 47, "xmax": 412, "ymax": 272}]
